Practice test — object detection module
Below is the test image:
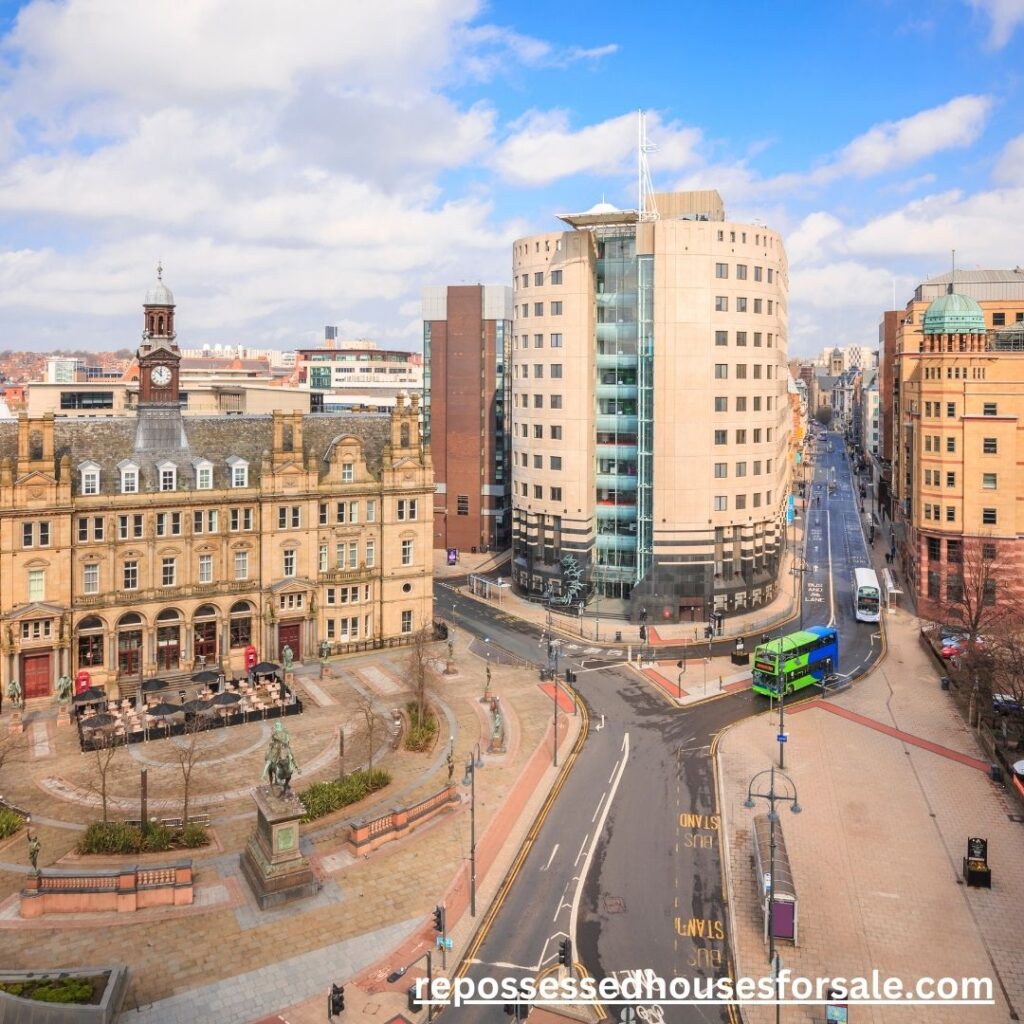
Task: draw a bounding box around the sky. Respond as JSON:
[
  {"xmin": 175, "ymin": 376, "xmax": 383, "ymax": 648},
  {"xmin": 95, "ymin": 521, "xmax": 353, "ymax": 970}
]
[{"xmin": 1, "ymin": 0, "xmax": 1023, "ymax": 357}]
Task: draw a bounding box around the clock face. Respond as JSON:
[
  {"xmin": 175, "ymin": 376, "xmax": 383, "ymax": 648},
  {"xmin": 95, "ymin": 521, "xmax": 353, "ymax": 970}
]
[{"xmin": 149, "ymin": 365, "xmax": 172, "ymax": 387}]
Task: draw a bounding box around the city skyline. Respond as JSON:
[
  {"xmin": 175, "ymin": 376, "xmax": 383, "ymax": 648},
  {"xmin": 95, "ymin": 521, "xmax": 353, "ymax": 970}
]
[{"xmin": 1, "ymin": 0, "xmax": 1023, "ymax": 355}]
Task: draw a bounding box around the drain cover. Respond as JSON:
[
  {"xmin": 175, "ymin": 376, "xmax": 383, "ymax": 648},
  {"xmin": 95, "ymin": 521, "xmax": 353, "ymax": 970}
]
[{"xmin": 604, "ymin": 896, "xmax": 626, "ymax": 913}]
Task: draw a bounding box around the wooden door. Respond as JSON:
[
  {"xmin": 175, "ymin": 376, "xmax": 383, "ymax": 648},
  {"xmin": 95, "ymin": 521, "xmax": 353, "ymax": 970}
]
[
  {"xmin": 278, "ymin": 622, "xmax": 301, "ymax": 662},
  {"xmin": 22, "ymin": 652, "xmax": 52, "ymax": 699}
]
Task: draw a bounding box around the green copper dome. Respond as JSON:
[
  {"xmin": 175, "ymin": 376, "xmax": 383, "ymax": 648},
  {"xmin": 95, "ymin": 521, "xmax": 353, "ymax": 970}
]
[{"xmin": 922, "ymin": 290, "xmax": 985, "ymax": 335}]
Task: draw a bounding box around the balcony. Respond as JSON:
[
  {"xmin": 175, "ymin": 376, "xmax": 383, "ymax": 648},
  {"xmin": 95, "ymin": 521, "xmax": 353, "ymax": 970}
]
[
  {"xmin": 596, "ymin": 383, "xmax": 638, "ymax": 401},
  {"xmin": 596, "ymin": 533, "xmax": 638, "ymax": 551},
  {"xmin": 596, "ymin": 443, "xmax": 638, "ymax": 460},
  {"xmin": 596, "ymin": 504, "xmax": 637, "ymax": 522},
  {"xmin": 596, "ymin": 473, "xmax": 637, "ymax": 490},
  {"xmin": 596, "ymin": 351, "xmax": 638, "ymax": 370},
  {"xmin": 596, "ymin": 414, "xmax": 638, "ymax": 433},
  {"xmin": 597, "ymin": 323, "xmax": 638, "ymax": 346},
  {"xmin": 319, "ymin": 565, "xmax": 375, "ymax": 584}
]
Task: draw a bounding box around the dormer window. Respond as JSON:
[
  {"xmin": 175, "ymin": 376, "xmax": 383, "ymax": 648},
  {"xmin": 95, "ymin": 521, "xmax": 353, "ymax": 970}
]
[
  {"xmin": 118, "ymin": 460, "xmax": 139, "ymax": 494},
  {"xmin": 79, "ymin": 461, "xmax": 100, "ymax": 495},
  {"xmin": 193, "ymin": 459, "xmax": 213, "ymax": 490},
  {"xmin": 342, "ymin": 462, "xmax": 354, "ymax": 483},
  {"xmin": 227, "ymin": 456, "xmax": 248, "ymax": 488},
  {"xmin": 157, "ymin": 460, "xmax": 177, "ymax": 492}
]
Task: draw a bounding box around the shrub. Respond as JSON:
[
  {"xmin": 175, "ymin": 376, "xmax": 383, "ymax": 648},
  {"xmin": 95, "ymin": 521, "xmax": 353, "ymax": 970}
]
[
  {"xmin": 75, "ymin": 820, "xmax": 209, "ymax": 854},
  {"xmin": 0, "ymin": 977, "xmax": 97, "ymax": 1005},
  {"xmin": 0, "ymin": 807, "xmax": 25, "ymax": 839},
  {"xmin": 299, "ymin": 768, "xmax": 391, "ymax": 822},
  {"xmin": 181, "ymin": 822, "xmax": 209, "ymax": 848},
  {"xmin": 404, "ymin": 701, "xmax": 438, "ymax": 752},
  {"xmin": 141, "ymin": 823, "xmax": 173, "ymax": 852}
]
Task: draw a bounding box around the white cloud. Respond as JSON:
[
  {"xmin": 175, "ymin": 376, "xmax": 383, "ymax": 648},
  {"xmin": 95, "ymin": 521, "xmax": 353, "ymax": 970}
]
[
  {"xmin": 493, "ymin": 110, "xmax": 701, "ymax": 187},
  {"xmin": 993, "ymin": 133, "xmax": 1024, "ymax": 184},
  {"xmin": 968, "ymin": 0, "xmax": 1024, "ymax": 47},
  {"xmin": 786, "ymin": 212, "xmax": 845, "ymax": 266}
]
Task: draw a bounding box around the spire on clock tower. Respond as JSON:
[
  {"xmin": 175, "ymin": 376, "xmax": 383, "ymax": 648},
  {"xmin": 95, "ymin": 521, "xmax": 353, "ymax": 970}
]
[{"xmin": 142, "ymin": 262, "xmax": 177, "ymax": 345}]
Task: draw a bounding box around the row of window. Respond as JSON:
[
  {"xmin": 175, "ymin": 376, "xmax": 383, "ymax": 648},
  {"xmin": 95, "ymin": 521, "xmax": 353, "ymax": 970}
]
[
  {"xmin": 922, "ymin": 435, "xmax": 999, "ymax": 455},
  {"xmin": 715, "ymin": 330, "xmax": 775, "ymax": 348},
  {"xmin": 922, "ymin": 470, "xmax": 998, "ymax": 490},
  {"xmin": 716, "ymin": 229, "xmax": 774, "ymax": 247},
  {"xmin": 714, "ymin": 429, "xmax": 775, "ymax": 445},
  {"xmin": 515, "ymin": 333, "xmax": 563, "ymax": 349},
  {"xmin": 922, "ymin": 400, "xmax": 999, "ymax": 419},
  {"xmin": 516, "ymin": 364, "xmax": 564, "ymax": 380},
  {"xmin": 714, "ymin": 296, "xmax": 776, "ymax": 315},
  {"xmin": 923, "ymin": 366, "xmax": 988, "ymax": 381},
  {"xmin": 519, "ymin": 453, "xmax": 563, "ymax": 470},
  {"xmin": 324, "ymin": 615, "xmax": 373, "ymax": 641},
  {"xmin": 79, "ymin": 458, "xmax": 252, "ymax": 496},
  {"xmin": 922, "ymin": 505, "xmax": 999, "ymax": 525},
  {"xmin": 714, "ymin": 396, "xmax": 774, "ymax": 412},
  {"xmin": 516, "ymin": 270, "xmax": 563, "ymax": 288},
  {"xmin": 714, "ymin": 459, "xmax": 774, "ymax": 478},
  {"xmin": 714, "ymin": 262, "xmax": 775, "ymax": 284},
  {"xmin": 925, "ymin": 538, "xmax": 998, "ymax": 562},
  {"xmin": 518, "ymin": 484, "xmax": 563, "ymax": 501},
  {"xmin": 713, "ymin": 492, "xmax": 773, "ymax": 511},
  {"xmin": 926, "ymin": 571, "xmax": 997, "ymax": 605},
  {"xmin": 713, "ymin": 363, "xmax": 776, "ymax": 380},
  {"xmin": 518, "ymin": 302, "xmax": 564, "ymax": 318},
  {"xmin": 514, "ymin": 238, "xmax": 563, "ymax": 258},
  {"xmin": 513, "ymin": 394, "xmax": 565, "ymax": 410},
  {"xmin": 518, "ymin": 423, "xmax": 564, "ymax": 440}
]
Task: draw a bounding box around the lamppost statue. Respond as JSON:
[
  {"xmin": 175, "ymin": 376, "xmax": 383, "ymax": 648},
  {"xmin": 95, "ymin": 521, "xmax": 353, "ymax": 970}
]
[
  {"xmin": 744, "ymin": 766, "xmax": 802, "ymax": 1024},
  {"xmin": 462, "ymin": 743, "xmax": 484, "ymax": 916}
]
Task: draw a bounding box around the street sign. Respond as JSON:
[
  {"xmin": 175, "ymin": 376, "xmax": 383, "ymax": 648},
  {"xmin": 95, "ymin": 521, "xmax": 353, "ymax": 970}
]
[{"xmin": 777, "ymin": 734, "xmax": 788, "ymax": 743}]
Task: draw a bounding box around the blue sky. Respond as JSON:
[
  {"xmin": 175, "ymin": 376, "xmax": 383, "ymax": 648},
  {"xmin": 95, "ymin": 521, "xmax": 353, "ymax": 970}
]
[{"xmin": 1, "ymin": 0, "xmax": 1023, "ymax": 356}]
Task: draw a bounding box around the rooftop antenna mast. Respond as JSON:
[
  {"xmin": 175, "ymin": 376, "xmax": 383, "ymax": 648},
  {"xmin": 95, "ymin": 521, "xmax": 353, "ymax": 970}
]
[{"xmin": 638, "ymin": 110, "xmax": 659, "ymax": 222}]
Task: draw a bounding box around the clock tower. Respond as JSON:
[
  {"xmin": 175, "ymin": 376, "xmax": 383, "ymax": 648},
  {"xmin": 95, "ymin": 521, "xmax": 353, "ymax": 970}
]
[{"xmin": 135, "ymin": 263, "xmax": 187, "ymax": 450}]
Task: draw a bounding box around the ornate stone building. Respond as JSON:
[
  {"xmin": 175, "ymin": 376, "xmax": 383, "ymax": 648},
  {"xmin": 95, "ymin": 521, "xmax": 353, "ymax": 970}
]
[{"xmin": 0, "ymin": 270, "xmax": 433, "ymax": 700}]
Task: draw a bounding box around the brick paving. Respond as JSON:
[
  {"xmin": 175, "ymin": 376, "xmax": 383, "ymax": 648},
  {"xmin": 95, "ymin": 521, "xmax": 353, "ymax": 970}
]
[
  {"xmin": 718, "ymin": 602, "xmax": 1024, "ymax": 1023},
  {"xmin": 0, "ymin": 634, "xmax": 580, "ymax": 1024}
]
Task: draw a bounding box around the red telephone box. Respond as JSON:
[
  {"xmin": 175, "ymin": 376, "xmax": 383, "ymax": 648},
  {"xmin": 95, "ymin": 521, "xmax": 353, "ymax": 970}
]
[
  {"xmin": 75, "ymin": 670, "xmax": 91, "ymax": 694},
  {"xmin": 245, "ymin": 645, "xmax": 258, "ymax": 671}
]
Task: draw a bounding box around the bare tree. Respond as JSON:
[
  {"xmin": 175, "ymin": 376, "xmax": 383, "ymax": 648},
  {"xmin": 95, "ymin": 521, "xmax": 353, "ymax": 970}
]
[
  {"xmin": 357, "ymin": 694, "xmax": 387, "ymax": 775},
  {"xmin": 174, "ymin": 713, "xmax": 213, "ymax": 827},
  {"xmin": 89, "ymin": 728, "xmax": 124, "ymax": 823},
  {"xmin": 934, "ymin": 535, "xmax": 1015, "ymax": 650},
  {"xmin": 0, "ymin": 731, "xmax": 28, "ymax": 795},
  {"xmin": 405, "ymin": 627, "xmax": 439, "ymax": 729}
]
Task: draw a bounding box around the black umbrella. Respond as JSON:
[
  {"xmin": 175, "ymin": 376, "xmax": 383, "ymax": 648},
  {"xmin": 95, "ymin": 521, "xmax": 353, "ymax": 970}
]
[
  {"xmin": 81, "ymin": 713, "xmax": 117, "ymax": 729},
  {"xmin": 191, "ymin": 670, "xmax": 220, "ymax": 685},
  {"xmin": 212, "ymin": 690, "xmax": 241, "ymax": 707},
  {"xmin": 74, "ymin": 687, "xmax": 107, "ymax": 703},
  {"xmin": 147, "ymin": 702, "xmax": 182, "ymax": 717},
  {"xmin": 253, "ymin": 662, "xmax": 279, "ymax": 675},
  {"xmin": 181, "ymin": 699, "xmax": 214, "ymax": 714},
  {"xmin": 142, "ymin": 678, "xmax": 167, "ymax": 693}
]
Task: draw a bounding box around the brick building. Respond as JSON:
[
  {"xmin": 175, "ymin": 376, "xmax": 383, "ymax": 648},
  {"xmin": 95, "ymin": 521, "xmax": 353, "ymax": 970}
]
[{"xmin": 0, "ymin": 269, "xmax": 433, "ymax": 700}]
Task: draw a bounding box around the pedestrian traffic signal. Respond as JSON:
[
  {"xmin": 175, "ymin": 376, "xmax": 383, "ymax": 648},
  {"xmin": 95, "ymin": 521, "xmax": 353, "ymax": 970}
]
[
  {"xmin": 329, "ymin": 983, "xmax": 345, "ymax": 1018},
  {"xmin": 433, "ymin": 904, "xmax": 445, "ymax": 933},
  {"xmin": 558, "ymin": 937, "xmax": 573, "ymax": 967},
  {"xmin": 407, "ymin": 985, "xmax": 423, "ymax": 1012}
]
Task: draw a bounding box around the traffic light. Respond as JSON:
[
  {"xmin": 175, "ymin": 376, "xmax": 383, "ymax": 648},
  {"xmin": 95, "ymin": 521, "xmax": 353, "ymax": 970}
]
[
  {"xmin": 558, "ymin": 937, "xmax": 573, "ymax": 967},
  {"xmin": 705, "ymin": 626, "xmax": 713, "ymax": 640},
  {"xmin": 329, "ymin": 983, "xmax": 345, "ymax": 1018},
  {"xmin": 433, "ymin": 904, "xmax": 445, "ymax": 933},
  {"xmin": 407, "ymin": 985, "xmax": 423, "ymax": 1012}
]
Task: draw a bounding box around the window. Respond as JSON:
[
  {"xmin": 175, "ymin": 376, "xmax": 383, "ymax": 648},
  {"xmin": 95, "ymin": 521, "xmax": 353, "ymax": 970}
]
[
  {"xmin": 23, "ymin": 522, "xmax": 34, "ymax": 547},
  {"xmin": 195, "ymin": 464, "xmax": 213, "ymax": 490},
  {"xmin": 993, "ymin": 312, "xmax": 1005, "ymax": 326},
  {"xmin": 551, "ymin": 425, "xmax": 562, "ymax": 440},
  {"xmin": 983, "ymin": 579, "xmax": 996, "ymax": 606},
  {"xmin": 83, "ymin": 563, "xmax": 99, "ymax": 595},
  {"xmin": 521, "ymin": 304, "xmax": 529, "ymax": 317},
  {"xmin": 715, "ymin": 263, "xmax": 728, "ymax": 279},
  {"xmin": 550, "ymin": 333, "xmax": 563, "ymax": 347},
  {"xmin": 737, "ymin": 397, "xmax": 748, "ymax": 412},
  {"xmin": 715, "ymin": 296, "xmax": 728, "ymax": 312},
  {"xmin": 551, "ymin": 364, "xmax": 563, "ymax": 379},
  {"xmin": 713, "ymin": 496, "xmax": 727, "ymax": 511},
  {"xmin": 551, "ymin": 270, "xmax": 562, "ymax": 284},
  {"xmin": 318, "ymin": 544, "xmax": 328, "ymax": 572},
  {"xmin": 121, "ymin": 466, "xmax": 138, "ymax": 493},
  {"xmin": 551, "ymin": 302, "xmax": 563, "ymax": 315},
  {"xmin": 534, "ymin": 334, "xmax": 543, "ymax": 348},
  {"xmin": 230, "ymin": 462, "xmax": 248, "ymax": 488},
  {"xmin": 983, "ymin": 542, "xmax": 997, "ymax": 560},
  {"xmin": 947, "ymin": 575, "xmax": 964, "ymax": 602},
  {"xmin": 983, "ymin": 402, "xmax": 997, "ymax": 416},
  {"xmin": 550, "ymin": 456, "xmax": 562, "ymax": 470},
  {"xmin": 397, "ymin": 499, "xmax": 418, "ymax": 521},
  {"xmin": 982, "ymin": 508, "xmax": 997, "ymax": 525},
  {"xmin": 533, "ymin": 363, "xmax": 543, "ymax": 379},
  {"xmin": 198, "ymin": 554, "xmax": 213, "ymax": 584},
  {"xmin": 753, "ymin": 460, "xmax": 762, "ymax": 475},
  {"xmin": 946, "ymin": 507, "xmax": 956, "ymax": 522},
  {"xmin": 736, "ymin": 429, "xmax": 747, "ymax": 444},
  {"xmin": 534, "ymin": 394, "xmax": 543, "ymax": 408},
  {"xmin": 753, "ymin": 299, "xmax": 762, "ymax": 314},
  {"xmin": 946, "ymin": 436, "xmax": 955, "ymax": 453},
  {"xmin": 735, "ymin": 461, "xmax": 747, "ymax": 477},
  {"xmin": 714, "ymin": 397, "xmax": 728, "ymax": 412},
  {"xmin": 946, "ymin": 402, "xmax": 956, "ymax": 418},
  {"xmin": 715, "ymin": 331, "xmax": 728, "ymax": 346},
  {"xmin": 714, "ymin": 364, "xmax": 728, "ymax": 379},
  {"xmin": 946, "ymin": 472, "xmax": 956, "ymax": 488},
  {"xmin": 534, "ymin": 303, "xmax": 543, "ymax": 317},
  {"xmin": 753, "ymin": 493, "xmax": 762, "ymax": 507},
  {"xmin": 736, "ymin": 331, "xmax": 747, "ymax": 346},
  {"xmin": 714, "ymin": 463, "xmax": 727, "ymax": 478},
  {"xmin": 767, "ymin": 300, "xmax": 773, "ymax": 314},
  {"xmin": 401, "ymin": 610, "xmax": 413, "ymax": 634},
  {"xmin": 947, "ymin": 539, "xmax": 962, "ymax": 563},
  {"xmin": 983, "ymin": 437, "xmax": 997, "ymax": 454},
  {"xmin": 161, "ymin": 557, "xmax": 176, "ymax": 587},
  {"xmin": 550, "ymin": 487, "xmax": 562, "ymax": 500},
  {"xmin": 365, "ymin": 539, "xmax": 375, "ymax": 568},
  {"xmin": 737, "ymin": 297, "xmax": 748, "ymax": 312},
  {"xmin": 534, "ymin": 272, "xmax": 544, "ymax": 286},
  {"xmin": 735, "ymin": 364, "xmax": 747, "ymax": 379},
  {"xmin": 714, "ymin": 430, "xmax": 727, "ymax": 445},
  {"xmin": 283, "ymin": 550, "xmax": 296, "ymax": 576},
  {"xmin": 234, "ymin": 551, "xmax": 249, "ymax": 580},
  {"xmin": 342, "ymin": 462, "xmax": 354, "ymax": 482},
  {"xmin": 533, "ymin": 485, "xmax": 543, "ymax": 498},
  {"xmin": 768, "ymin": 269, "xmax": 774, "ymax": 283},
  {"xmin": 753, "ymin": 429, "xmax": 762, "ymax": 442},
  {"xmin": 24, "ymin": 568, "xmax": 44, "ymax": 602},
  {"xmin": 81, "ymin": 467, "xmax": 99, "ymax": 495},
  {"xmin": 926, "ymin": 537, "xmax": 941, "ymax": 561},
  {"xmin": 402, "ymin": 539, "xmax": 414, "ymax": 566},
  {"xmin": 754, "ymin": 266, "xmax": 763, "ymax": 282},
  {"xmin": 735, "ymin": 495, "xmax": 747, "ymax": 510},
  {"xmin": 736, "ymin": 264, "xmax": 747, "ymax": 280},
  {"xmin": 550, "ymin": 395, "xmax": 562, "ymax": 409}
]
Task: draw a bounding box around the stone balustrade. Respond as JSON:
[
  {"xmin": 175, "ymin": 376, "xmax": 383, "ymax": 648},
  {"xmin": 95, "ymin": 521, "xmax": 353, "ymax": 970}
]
[
  {"xmin": 20, "ymin": 862, "xmax": 193, "ymax": 917},
  {"xmin": 348, "ymin": 784, "xmax": 458, "ymax": 854}
]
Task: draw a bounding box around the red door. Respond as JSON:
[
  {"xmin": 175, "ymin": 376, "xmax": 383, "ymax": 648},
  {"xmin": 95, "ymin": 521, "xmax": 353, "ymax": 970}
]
[
  {"xmin": 22, "ymin": 653, "xmax": 52, "ymax": 699},
  {"xmin": 278, "ymin": 622, "xmax": 301, "ymax": 662}
]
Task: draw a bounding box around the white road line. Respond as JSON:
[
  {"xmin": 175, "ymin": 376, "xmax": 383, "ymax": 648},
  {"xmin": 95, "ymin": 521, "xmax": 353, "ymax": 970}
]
[
  {"xmin": 826, "ymin": 508, "xmax": 836, "ymax": 627},
  {"xmin": 470, "ymin": 959, "xmax": 539, "ymax": 972},
  {"xmin": 591, "ymin": 789, "xmax": 608, "ymax": 823},
  {"xmin": 607, "ymin": 759, "xmax": 620, "ymax": 785},
  {"xmin": 554, "ymin": 878, "xmax": 572, "ymax": 922},
  {"xmin": 574, "ymin": 833, "xmax": 590, "ymax": 867},
  {"xmin": 570, "ymin": 733, "xmax": 629, "ymax": 950},
  {"xmin": 542, "ymin": 844, "xmax": 559, "ymax": 872}
]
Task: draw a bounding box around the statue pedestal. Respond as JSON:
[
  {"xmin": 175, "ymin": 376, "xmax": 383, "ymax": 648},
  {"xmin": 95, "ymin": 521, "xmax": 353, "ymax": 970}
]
[
  {"xmin": 240, "ymin": 786, "xmax": 319, "ymax": 910},
  {"xmin": 56, "ymin": 706, "xmax": 71, "ymax": 728},
  {"xmin": 7, "ymin": 711, "xmax": 24, "ymax": 735}
]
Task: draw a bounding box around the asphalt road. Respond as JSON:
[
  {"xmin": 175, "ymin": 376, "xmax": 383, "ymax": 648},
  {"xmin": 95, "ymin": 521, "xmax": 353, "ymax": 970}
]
[{"xmin": 443, "ymin": 432, "xmax": 880, "ymax": 1023}]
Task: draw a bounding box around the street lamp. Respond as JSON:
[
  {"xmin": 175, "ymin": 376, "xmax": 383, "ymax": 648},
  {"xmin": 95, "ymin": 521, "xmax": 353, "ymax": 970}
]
[
  {"xmin": 744, "ymin": 766, "xmax": 802, "ymax": 1024},
  {"xmin": 790, "ymin": 557, "xmax": 807, "ymax": 631},
  {"xmin": 462, "ymin": 743, "xmax": 484, "ymax": 917},
  {"xmin": 387, "ymin": 950, "xmax": 435, "ymax": 1022}
]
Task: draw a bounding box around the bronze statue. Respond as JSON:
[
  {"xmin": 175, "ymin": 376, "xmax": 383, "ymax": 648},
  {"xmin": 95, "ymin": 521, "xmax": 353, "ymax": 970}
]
[
  {"xmin": 446, "ymin": 750, "xmax": 455, "ymax": 782},
  {"xmin": 262, "ymin": 720, "xmax": 300, "ymax": 796},
  {"xmin": 56, "ymin": 674, "xmax": 73, "ymax": 707},
  {"xmin": 282, "ymin": 644, "xmax": 294, "ymax": 672},
  {"xmin": 27, "ymin": 830, "xmax": 40, "ymax": 877},
  {"xmin": 6, "ymin": 677, "xmax": 22, "ymax": 712}
]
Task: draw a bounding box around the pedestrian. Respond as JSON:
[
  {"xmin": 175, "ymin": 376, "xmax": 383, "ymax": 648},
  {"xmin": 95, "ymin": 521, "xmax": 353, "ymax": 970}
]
[{"xmin": 885, "ymin": 552, "xmax": 891, "ymax": 566}]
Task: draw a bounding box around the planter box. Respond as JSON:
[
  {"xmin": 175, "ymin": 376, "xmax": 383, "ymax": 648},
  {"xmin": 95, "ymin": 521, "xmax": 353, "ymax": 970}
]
[{"xmin": 0, "ymin": 965, "xmax": 128, "ymax": 1024}]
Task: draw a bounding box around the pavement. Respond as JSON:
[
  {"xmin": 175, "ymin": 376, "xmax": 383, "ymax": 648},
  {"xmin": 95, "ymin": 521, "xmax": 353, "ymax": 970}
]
[
  {"xmin": 0, "ymin": 631, "xmax": 581, "ymax": 1024},
  {"xmin": 717, "ymin": 518, "xmax": 1024, "ymax": 1023}
]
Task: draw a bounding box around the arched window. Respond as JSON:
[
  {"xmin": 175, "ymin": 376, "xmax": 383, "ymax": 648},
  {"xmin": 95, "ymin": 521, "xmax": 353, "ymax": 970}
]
[
  {"xmin": 194, "ymin": 604, "xmax": 217, "ymax": 662},
  {"xmin": 400, "ymin": 422, "xmax": 410, "ymax": 448},
  {"xmin": 116, "ymin": 613, "xmax": 143, "ymax": 676},
  {"xmin": 76, "ymin": 616, "xmax": 105, "ymax": 669},
  {"xmin": 230, "ymin": 601, "xmax": 253, "ymax": 648},
  {"xmin": 117, "ymin": 612, "xmax": 142, "ymax": 627},
  {"xmin": 157, "ymin": 315, "xmax": 165, "ymax": 334},
  {"xmin": 156, "ymin": 609, "xmax": 181, "ymax": 670}
]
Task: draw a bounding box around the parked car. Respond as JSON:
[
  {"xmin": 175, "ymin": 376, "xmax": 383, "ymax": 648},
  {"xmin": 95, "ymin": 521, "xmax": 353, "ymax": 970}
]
[
  {"xmin": 1013, "ymin": 759, "xmax": 1024, "ymax": 782},
  {"xmin": 992, "ymin": 693, "xmax": 1024, "ymax": 716}
]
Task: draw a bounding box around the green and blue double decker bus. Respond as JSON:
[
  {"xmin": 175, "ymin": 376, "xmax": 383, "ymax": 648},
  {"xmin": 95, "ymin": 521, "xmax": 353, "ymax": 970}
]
[{"xmin": 751, "ymin": 625, "xmax": 839, "ymax": 697}]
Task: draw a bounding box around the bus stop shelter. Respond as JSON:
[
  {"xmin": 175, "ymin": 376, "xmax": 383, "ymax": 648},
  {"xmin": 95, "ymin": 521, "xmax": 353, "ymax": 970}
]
[
  {"xmin": 468, "ymin": 575, "xmax": 511, "ymax": 603},
  {"xmin": 882, "ymin": 567, "xmax": 902, "ymax": 613},
  {"xmin": 752, "ymin": 813, "xmax": 799, "ymax": 945}
]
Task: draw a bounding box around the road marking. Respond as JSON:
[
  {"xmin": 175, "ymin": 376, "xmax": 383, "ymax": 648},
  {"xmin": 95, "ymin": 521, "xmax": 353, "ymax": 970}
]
[
  {"xmin": 826, "ymin": 507, "xmax": 836, "ymax": 627},
  {"xmin": 607, "ymin": 760, "xmax": 620, "ymax": 785},
  {"xmin": 469, "ymin": 959, "xmax": 539, "ymax": 972},
  {"xmin": 554, "ymin": 878, "xmax": 572, "ymax": 921},
  {"xmin": 542, "ymin": 844, "xmax": 559, "ymax": 872},
  {"xmin": 591, "ymin": 789, "xmax": 608, "ymax": 823},
  {"xmin": 570, "ymin": 733, "xmax": 629, "ymax": 949},
  {"xmin": 574, "ymin": 833, "xmax": 590, "ymax": 867}
]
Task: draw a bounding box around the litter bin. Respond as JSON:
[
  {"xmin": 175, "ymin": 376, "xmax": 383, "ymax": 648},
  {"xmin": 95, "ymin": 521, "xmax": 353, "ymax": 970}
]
[
  {"xmin": 615, "ymin": 630, "xmax": 622, "ymax": 643},
  {"xmin": 940, "ymin": 676, "xmax": 951, "ymax": 691}
]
